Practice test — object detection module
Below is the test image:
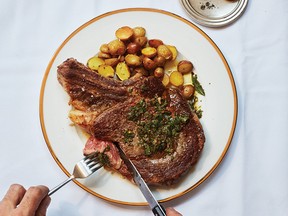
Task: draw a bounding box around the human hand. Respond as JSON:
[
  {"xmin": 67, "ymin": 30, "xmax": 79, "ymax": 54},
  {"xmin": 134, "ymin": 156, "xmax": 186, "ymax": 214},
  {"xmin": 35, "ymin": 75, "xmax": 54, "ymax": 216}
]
[
  {"xmin": 0, "ymin": 184, "xmax": 51, "ymax": 216},
  {"xmin": 166, "ymin": 207, "xmax": 182, "ymax": 216}
]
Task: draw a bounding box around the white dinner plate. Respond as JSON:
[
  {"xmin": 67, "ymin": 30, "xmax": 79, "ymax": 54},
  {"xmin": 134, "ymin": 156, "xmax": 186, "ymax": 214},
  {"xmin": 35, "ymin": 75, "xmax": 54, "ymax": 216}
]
[{"xmin": 40, "ymin": 8, "xmax": 238, "ymax": 205}]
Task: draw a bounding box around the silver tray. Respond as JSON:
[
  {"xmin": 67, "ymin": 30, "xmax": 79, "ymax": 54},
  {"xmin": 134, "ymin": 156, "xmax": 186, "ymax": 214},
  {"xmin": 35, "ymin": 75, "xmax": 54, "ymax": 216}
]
[{"xmin": 180, "ymin": 0, "xmax": 248, "ymax": 27}]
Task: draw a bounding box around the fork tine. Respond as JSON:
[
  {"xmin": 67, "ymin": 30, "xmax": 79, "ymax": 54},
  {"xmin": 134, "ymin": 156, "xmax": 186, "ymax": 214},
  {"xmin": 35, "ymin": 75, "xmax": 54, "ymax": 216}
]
[
  {"xmin": 86, "ymin": 158, "xmax": 98, "ymax": 165},
  {"xmin": 90, "ymin": 163, "xmax": 103, "ymax": 172},
  {"xmin": 83, "ymin": 153, "xmax": 100, "ymax": 165},
  {"xmin": 87, "ymin": 160, "xmax": 98, "ymax": 168},
  {"xmin": 82, "ymin": 152, "xmax": 102, "ymax": 171},
  {"xmin": 83, "ymin": 152, "xmax": 97, "ymax": 161}
]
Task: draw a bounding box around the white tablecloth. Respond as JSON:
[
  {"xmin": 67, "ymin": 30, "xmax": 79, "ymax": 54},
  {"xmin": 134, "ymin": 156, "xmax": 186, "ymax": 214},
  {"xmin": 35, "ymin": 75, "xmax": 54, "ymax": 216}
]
[{"xmin": 0, "ymin": 1, "xmax": 287, "ymax": 215}]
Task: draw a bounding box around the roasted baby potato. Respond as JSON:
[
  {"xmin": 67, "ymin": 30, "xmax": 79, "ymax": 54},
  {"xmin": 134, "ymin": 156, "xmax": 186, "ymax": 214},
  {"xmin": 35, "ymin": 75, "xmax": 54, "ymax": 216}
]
[
  {"xmin": 142, "ymin": 57, "xmax": 157, "ymax": 70},
  {"xmin": 116, "ymin": 26, "xmax": 134, "ymax": 41},
  {"xmin": 162, "ymin": 73, "xmax": 170, "ymax": 87},
  {"xmin": 157, "ymin": 45, "xmax": 173, "ymax": 60},
  {"xmin": 178, "ymin": 60, "xmax": 193, "ymax": 74},
  {"xmin": 169, "ymin": 71, "xmax": 184, "ymax": 87},
  {"xmin": 154, "ymin": 67, "xmax": 165, "ymax": 78},
  {"xmin": 116, "ymin": 62, "xmax": 130, "ymax": 80},
  {"xmin": 108, "ymin": 39, "xmax": 126, "ymax": 56},
  {"xmin": 100, "ymin": 44, "xmax": 109, "ymax": 53},
  {"xmin": 133, "ymin": 27, "xmax": 146, "ymax": 37},
  {"xmin": 166, "ymin": 45, "xmax": 178, "ymax": 61},
  {"xmin": 126, "ymin": 42, "xmax": 141, "ymax": 54},
  {"xmin": 141, "ymin": 47, "xmax": 157, "ymax": 58},
  {"xmin": 87, "ymin": 56, "xmax": 105, "ymax": 70},
  {"xmin": 133, "ymin": 36, "xmax": 148, "ymax": 47},
  {"xmin": 153, "ymin": 55, "xmax": 166, "ymax": 67},
  {"xmin": 134, "ymin": 67, "xmax": 149, "ymax": 76},
  {"xmin": 97, "ymin": 51, "xmax": 111, "ymax": 59},
  {"xmin": 182, "ymin": 84, "xmax": 195, "ymax": 99},
  {"xmin": 104, "ymin": 58, "xmax": 119, "ymax": 67},
  {"xmin": 125, "ymin": 54, "xmax": 142, "ymax": 67},
  {"xmin": 148, "ymin": 39, "xmax": 164, "ymax": 48},
  {"xmin": 98, "ymin": 65, "xmax": 115, "ymax": 78}
]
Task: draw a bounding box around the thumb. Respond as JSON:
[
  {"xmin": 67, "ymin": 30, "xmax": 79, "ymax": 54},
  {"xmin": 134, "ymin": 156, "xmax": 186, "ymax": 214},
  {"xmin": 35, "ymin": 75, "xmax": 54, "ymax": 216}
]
[{"xmin": 166, "ymin": 207, "xmax": 182, "ymax": 216}]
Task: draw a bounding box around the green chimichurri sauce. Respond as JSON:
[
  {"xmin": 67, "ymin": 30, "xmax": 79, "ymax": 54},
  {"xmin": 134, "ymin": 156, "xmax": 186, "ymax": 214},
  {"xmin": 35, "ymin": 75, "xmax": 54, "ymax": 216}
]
[
  {"xmin": 126, "ymin": 97, "xmax": 189, "ymax": 156},
  {"xmin": 96, "ymin": 146, "xmax": 111, "ymax": 166},
  {"xmin": 188, "ymin": 95, "xmax": 203, "ymax": 119}
]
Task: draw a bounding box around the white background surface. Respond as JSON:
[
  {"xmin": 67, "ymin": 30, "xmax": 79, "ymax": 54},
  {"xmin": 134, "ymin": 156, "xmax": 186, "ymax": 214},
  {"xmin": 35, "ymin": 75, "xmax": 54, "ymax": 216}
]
[{"xmin": 0, "ymin": 1, "xmax": 287, "ymax": 216}]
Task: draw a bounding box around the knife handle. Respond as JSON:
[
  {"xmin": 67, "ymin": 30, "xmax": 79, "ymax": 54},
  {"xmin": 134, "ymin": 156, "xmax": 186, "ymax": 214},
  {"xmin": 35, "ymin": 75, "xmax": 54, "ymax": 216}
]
[{"xmin": 152, "ymin": 205, "xmax": 166, "ymax": 216}]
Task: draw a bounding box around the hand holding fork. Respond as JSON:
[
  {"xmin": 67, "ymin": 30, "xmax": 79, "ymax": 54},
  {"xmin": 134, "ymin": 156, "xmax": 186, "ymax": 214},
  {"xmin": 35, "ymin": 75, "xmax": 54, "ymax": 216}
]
[{"xmin": 48, "ymin": 153, "xmax": 102, "ymax": 196}]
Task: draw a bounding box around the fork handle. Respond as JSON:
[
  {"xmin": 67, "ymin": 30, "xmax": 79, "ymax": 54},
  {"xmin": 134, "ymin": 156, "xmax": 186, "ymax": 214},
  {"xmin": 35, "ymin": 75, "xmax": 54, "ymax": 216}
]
[{"xmin": 48, "ymin": 175, "xmax": 75, "ymax": 196}]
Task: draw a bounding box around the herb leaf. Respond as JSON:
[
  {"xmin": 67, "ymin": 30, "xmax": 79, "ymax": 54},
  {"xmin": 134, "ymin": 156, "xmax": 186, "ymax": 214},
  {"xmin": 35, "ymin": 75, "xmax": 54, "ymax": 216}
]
[{"xmin": 192, "ymin": 74, "xmax": 205, "ymax": 96}]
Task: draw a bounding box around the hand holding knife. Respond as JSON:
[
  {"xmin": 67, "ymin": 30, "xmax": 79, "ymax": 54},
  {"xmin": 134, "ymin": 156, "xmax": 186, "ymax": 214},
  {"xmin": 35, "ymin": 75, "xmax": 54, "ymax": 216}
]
[{"xmin": 117, "ymin": 146, "xmax": 166, "ymax": 216}]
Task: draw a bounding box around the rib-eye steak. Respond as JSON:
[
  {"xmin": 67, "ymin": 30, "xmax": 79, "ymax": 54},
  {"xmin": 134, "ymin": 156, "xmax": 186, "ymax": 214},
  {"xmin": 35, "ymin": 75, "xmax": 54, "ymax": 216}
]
[{"xmin": 57, "ymin": 58, "xmax": 205, "ymax": 186}]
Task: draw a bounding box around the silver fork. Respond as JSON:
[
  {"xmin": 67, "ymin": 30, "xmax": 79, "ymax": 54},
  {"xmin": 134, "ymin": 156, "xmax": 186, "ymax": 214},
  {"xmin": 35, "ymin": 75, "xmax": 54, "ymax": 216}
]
[{"xmin": 48, "ymin": 153, "xmax": 102, "ymax": 196}]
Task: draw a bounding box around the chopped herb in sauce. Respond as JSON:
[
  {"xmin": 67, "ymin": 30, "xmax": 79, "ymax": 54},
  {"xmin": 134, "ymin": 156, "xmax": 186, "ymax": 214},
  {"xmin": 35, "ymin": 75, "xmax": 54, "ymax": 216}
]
[
  {"xmin": 188, "ymin": 96, "xmax": 203, "ymax": 119},
  {"xmin": 96, "ymin": 146, "xmax": 111, "ymax": 166},
  {"xmin": 127, "ymin": 99, "xmax": 147, "ymax": 121},
  {"xmin": 123, "ymin": 130, "xmax": 135, "ymax": 143},
  {"xmin": 125, "ymin": 97, "xmax": 189, "ymax": 156},
  {"xmin": 140, "ymin": 84, "xmax": 150, "ymax": 93}
]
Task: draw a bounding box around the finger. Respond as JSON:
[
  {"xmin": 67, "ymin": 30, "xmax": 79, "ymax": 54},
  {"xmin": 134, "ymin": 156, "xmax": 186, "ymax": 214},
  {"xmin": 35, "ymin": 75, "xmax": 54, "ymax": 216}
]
[
  {"xmin": 166, "ymin": 207, "xmax": 183, "ymax": 216},
  {"xmin": 1, "ymin": 184, "xmax": 26, "ymax": 208},
  {"xmin": 17, "ymin": 185, "xmax": 49, "ymax": 215},
  {"xmin": 35, "ymin": 196, "xmax": 51, "ymax": 216}
]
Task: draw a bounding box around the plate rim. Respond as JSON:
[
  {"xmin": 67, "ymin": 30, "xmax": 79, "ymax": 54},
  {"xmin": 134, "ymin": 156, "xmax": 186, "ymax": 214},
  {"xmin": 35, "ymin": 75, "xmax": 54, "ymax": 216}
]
[{"xmin": 39, "ymin": 7, "xmax": 238, "ymax": 206}]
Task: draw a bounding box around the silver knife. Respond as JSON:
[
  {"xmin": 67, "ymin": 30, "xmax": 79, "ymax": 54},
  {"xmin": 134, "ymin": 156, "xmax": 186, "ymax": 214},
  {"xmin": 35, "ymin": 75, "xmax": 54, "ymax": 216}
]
[{"xmin": 117, "ymin": 146, "xmax": 166, "ymax": 216}]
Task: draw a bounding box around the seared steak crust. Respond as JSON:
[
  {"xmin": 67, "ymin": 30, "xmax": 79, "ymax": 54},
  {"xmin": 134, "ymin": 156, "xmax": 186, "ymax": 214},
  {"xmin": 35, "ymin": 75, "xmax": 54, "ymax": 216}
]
[
  {"xmin": 57, "ymin": 58, "xmax": 205, "ymax": 186},
  {"xmin": 58, "ymin": 58, "xmax": 133, "ymax": 112},
  {"xmin": 58, "ymin": 58, "xmax": 165, "ymax": 112},
  {"xmin": 90, "ymin": 89, "xmax": 204, "ymax": 185}
]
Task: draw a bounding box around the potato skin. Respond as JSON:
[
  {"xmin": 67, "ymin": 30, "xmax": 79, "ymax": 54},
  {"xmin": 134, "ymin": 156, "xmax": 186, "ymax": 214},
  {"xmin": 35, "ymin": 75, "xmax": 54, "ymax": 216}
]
[
  {"xmin": 134, "ymin": 67, "xmax": 149, "ymax": 76},
  {"xmin": 100, "ymin": 44, "xmax": 109, "ymax": 53},
  {"xmin": 133, "ymin": 27, "xmax": 146, "ymax": 37},
  {"xmin": 98, "ymin": 51, "xmax": 111, "ymax": 59},
  {"xmin": 166, "ymin": 45, "xmax": 178, "ymax": 60},
  {"xmin": 182, "ymin": 84, "xmax": 195, "ymax": 99},
  {"xmin": 108, "ymin": 39, "xmax": 126, "ymax": 56},
  {"xmin": 104, "ymin": 58, "xmax": 119, "ymax": 67},
  {"xmin": 133, "ymin": 36, "xmax": 148, "ymax": 47},
  {"xmin": 148, "ymin": 39, "xmax": 163, "ymax": 48},
  {"xmin": 178, "ymin": 60, "xmax": 193, "ymax": 74},
  {"xmin": 142, "ymin": 57, "xmax": 157, "ymax": 70},
  {"xmin": 153, "ymin": 55, "xmax": 166, "ymax": 67},
  {"xmin": 153, "ymin": 67, "xmax": 164, "ymax": 78},
  {"xmin": 126, "ymin": 42, "xmax": 141, "ymax": 54},
  {"xmin": 157, "ymin": 45, "xmax": 173, "ymax": 60}
]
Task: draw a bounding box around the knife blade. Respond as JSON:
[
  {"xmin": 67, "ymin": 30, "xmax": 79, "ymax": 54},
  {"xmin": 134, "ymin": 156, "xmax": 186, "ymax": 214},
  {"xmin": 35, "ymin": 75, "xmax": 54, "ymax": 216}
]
[{"xmin": 117, "ymin": 146, "xmax": 166, "ymax": 216}]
